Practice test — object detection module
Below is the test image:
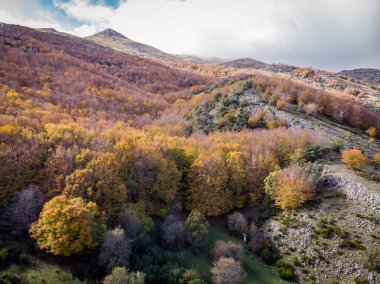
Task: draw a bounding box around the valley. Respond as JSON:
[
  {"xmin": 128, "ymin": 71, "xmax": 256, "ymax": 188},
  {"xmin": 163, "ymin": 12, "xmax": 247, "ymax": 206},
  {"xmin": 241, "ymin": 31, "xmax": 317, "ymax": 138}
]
[{"xmin": 0, "ymin": 21, "xmax": 379, "ymax": 284}]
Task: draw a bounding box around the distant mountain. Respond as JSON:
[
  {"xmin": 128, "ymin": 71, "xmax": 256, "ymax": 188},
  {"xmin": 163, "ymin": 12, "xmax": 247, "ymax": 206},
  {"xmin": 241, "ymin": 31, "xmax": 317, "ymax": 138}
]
[
  {"xmin": 220, "ymin": 57, "xmax": 296, "ymax": 73},
  {"xmin": 338, "ymin": 68, "xmax": 380, "ymax": 85},
  {"xmin": 85, "ymin": 29, "xmax": 180, "ymax": 64},
  {"xmin": 220, "ymin": 57, "xmax": 269, "ymax": 69}
]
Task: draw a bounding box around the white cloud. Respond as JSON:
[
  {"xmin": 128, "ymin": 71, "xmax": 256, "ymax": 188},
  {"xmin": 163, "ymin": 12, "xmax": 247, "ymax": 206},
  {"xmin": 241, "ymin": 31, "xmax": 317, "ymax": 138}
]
[
  {"xmin": 0, "ymin": 0, "xmax": 71, "ymax": 32},
  {"xmin": 1, "ymin": 0, "xmax": 379, "ymax": 70}
]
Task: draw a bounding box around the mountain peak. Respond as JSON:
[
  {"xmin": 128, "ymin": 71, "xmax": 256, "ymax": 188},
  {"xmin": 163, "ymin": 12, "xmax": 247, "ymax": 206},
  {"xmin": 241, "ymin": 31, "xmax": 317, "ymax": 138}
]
[{"xmin": 96, "ymin": 28, "xmax": 126, "ymax": 38}]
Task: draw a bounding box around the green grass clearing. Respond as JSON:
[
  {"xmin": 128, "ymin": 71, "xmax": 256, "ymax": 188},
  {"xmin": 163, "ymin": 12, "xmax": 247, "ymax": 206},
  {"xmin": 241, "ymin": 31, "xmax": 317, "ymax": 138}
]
[{"xmin": 181, "ymin": 222, "xmax": 291, "ymax": 283}]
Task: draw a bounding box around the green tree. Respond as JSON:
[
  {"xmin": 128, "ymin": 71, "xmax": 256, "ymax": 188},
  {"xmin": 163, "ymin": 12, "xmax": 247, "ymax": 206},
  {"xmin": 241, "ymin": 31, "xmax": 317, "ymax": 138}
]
[
  {"xmin": 185, "ymin": 210, "xmax": 208, "ymax": 248},
  {"xmin": 263, "ymin": 168, "xmax": 279, "ymax": 198},
  {"xmin": 29, "ymin": 195, "xmax": 105, "ymax": 256}
]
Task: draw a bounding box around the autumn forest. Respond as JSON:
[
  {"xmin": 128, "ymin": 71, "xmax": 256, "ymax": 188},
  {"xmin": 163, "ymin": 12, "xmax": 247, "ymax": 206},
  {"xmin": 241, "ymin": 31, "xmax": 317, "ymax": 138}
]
[{"xmin": 0, "ymin": 22, "xmax": 379, "ymax": 284}]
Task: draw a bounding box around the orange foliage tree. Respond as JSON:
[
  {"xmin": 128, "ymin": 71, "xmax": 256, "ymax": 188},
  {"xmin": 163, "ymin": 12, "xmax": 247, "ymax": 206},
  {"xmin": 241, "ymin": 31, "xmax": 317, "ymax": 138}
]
[
  {"xmin": 366, "ymin": 127, "xmax": 377, "ymax": 137},
  {"xmin": 272, "ymin": 164, "xmax": 314, "ymax": 210},
  {"xmin": 374, "ymin": 153, "xmax": 380, "ymax": 165},
  {"xmin": 341, "ymin": 149, "xmax": 369, "ymax": 169}
]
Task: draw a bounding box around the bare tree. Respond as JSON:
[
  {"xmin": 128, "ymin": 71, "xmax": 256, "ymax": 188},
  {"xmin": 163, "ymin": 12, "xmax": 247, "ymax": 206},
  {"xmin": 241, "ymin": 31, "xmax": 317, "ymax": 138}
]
[
  {"xmin": 227, "ymin": 212, "xmax": 247, "ymax": 234},
  {"xmin": 211, "ymin": 257, "xmax": 244, "ymax": 284},
  {"xmin": 118, "ymin": 211, "xmax": 141, "ymax": 239},
  {"xmin": 161, "ymin": 214, "xmax": 185, "ymax": 249},
  {"xmin": 0, "ymin": 186, "xmax": 44, "ymax": 234},
  {"xmin": 99, "ymin": 227, "xmax": 131, "ymax": 271}
]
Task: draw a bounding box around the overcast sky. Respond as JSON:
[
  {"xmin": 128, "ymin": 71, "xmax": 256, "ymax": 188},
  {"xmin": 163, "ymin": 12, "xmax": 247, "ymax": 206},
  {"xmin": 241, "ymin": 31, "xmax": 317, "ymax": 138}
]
[{"xmin": 1, "ymin": 0, "xmax": 379, "ymax": 71}]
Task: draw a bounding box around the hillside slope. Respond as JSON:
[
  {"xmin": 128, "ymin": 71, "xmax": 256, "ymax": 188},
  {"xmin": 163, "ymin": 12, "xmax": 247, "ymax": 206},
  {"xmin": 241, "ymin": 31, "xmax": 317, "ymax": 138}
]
[
  {"xmin": 0, "ymin": 23, "xmax": 205, "ymax": 121},
  {"xmin": 85, "ymin": 29, "xmax": 180, "ymax": 64},
  {"xmin": 338, "ymin": 68, "xmax": 380, "ymax": 85}
]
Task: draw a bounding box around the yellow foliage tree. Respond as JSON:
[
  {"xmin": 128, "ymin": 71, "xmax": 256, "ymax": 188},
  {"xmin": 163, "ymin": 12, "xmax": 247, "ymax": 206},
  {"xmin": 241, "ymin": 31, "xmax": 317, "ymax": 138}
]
[
  {"xmin": 226, "ymin": 151, "xmax": 248, "ymax": 208},
  {"xmin": 186, "ymin": 151, "xmax": 233, "ymax": 216},
  {"xmin": 273, "ymin": 164, "xmax": 314, "ymax": 210},
  {"xmin": 341, "ymin": 149, "xmax": 369, "ymax": 169},
  {"xmin": 29, "ymin": 195, "xmax": 105, "ymax": 256},
  {"xmin": 64, "ymin": 152, "xmax": 127, "ymax": 215}
]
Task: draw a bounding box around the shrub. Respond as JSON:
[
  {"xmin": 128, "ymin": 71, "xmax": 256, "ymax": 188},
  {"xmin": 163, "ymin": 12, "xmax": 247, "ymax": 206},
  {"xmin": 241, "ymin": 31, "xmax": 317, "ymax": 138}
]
[
  {"xmin": 227, "ymin": 212, "xmax": 247, "ymax": 234},
  {"xmin": 341, "ymin": 149, "xmax": 369, "ymax": 169},
  {"xmin": 304, "ymin": 103, "xmax": 319, "ymax": 116},
  {"xmin": 266, "ymin": 118, "xmax": 287, "ymax": 129},
  {"xmin": 103, "ymin": 267, "xmax": 145, "ymax": 284},
  {"xmin": 191, "ymin": 85, "xmax": 207, "ymax": 95},
  {"xmin": 366, "ymin": 127, "xmax": 377, "ymax": 137},
  {"xmin": 29, "ymin": 195, "xmax": 105, "ymax": 256},
  {"xmin": 331, "ymin": 138, "xmax": 344, "ymax": 153},
  {"xmin": 211, "ymin": 241, "xmax": 243, "ymax": 261},
  {"xmin": 276, "ymin": 100, "xmax": 287, "ymax": 110},
  {"xmin": 211, "ymin": 257, "xmax": 244, "ymax": 284},
  {"xmin": 99, "ymin": 227, "xmax": 131, "ymax": 271},
  {"xmin": 273, "ymin": 164, "xmax": 315, "ymax": 210},
  {"xmin": 276, "ymin": 260, "xmax": 294, "ymax": 281},
  {"xmin": 260, "ymin": 247, "xmax": 280, "ymax": 264},
  {"xmin": 367, "ymin": 249, "xmax": 380, "ymax": 272},
  {"xmin": 354, "ymin": 276, "xmax": 369, "ymax": 284},
  {"xmin": 374, "ymin": 153, "xmax": 380, "ymax": 165},
  {"xmin": 181, "ymin": 269, "xmax": 200, "ymax": 283}
]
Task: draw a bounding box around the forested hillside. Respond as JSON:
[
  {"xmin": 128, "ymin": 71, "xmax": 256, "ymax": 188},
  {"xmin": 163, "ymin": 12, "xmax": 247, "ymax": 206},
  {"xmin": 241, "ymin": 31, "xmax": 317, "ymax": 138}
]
[{"xmin": 0, "ymin": 23, "xmax": 379, "ymax": 284}]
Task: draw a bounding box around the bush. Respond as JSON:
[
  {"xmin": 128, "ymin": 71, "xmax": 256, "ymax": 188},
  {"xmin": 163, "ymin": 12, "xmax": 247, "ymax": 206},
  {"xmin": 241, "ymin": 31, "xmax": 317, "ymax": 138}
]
[
  {"xmin": 331, "ymin": 138, "xmax": 344, "ymax": 153},
  {"xmin": 366, "ymin": 127, "xmax": 377, "ymax": 137},
  {"xmin": 0, "ymin": 271, "xmax": 28, "ymax": 284},
  {"xmin": 227, "ymin": 212, "xmax": 247, "ymax": 234},
  {"xmin": 276, "ymin": 100, "xmax": 287, "ymax": 110},
  {"xmin": 374, "ymin": 153, "xmax": 380, "ymax": 165},
  {"xmin": 211, "ymin": 241, "xmax": 243, "ymax": 261},
  {"xmin": 211, "ymin": 257, "xmax": 244, "ymax": 284},
  {"xmin": 266, "ymin": 118, "xmax": 287, "ymax": 129},
  {"xmin": 276, "ymin": 260, "xmax": 294, "ymax": 281},
  {"xmin": 260, "ymin": 247, "xmax": 280, "ymax": 264},
  {"xmin": 273, "ymin": 164, "xmax": 315, "ymax": 210},
  {"xmin": 191, "ymin": 85, "xmax": 207, "ymax": 95},
  {"xmin": 367, "ymin": 249, "xmax": 380, "ymax": 272},
  {"xmin": 304, "ymin": 103, "xmax": 319, "ymax": 116},
  {"xmin": 103, "ymin": 267, "xmax": 145, "ymax": 284},
  {"xmin": 354, "ymin": 276, "xmax": 369, "ymax": 284},
  {"xmin": 341, "ymin": 149, "xmax": 369, "ymax": 169}
]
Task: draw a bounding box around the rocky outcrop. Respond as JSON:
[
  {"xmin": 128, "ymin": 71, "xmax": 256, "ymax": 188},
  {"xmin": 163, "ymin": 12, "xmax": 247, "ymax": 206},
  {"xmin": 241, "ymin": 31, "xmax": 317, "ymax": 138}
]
[{"xmin": 323, "ymin": 167, "xmax": 380, "ymax": 212}]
